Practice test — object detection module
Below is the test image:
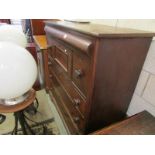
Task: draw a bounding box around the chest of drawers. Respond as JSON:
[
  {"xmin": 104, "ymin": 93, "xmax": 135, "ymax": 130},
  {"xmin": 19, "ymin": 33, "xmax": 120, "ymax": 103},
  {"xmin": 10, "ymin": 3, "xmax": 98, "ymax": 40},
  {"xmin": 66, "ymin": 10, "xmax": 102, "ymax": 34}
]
[{"xmin": 44, "ymin": 21, "xmax": 154, "ymax": 134}]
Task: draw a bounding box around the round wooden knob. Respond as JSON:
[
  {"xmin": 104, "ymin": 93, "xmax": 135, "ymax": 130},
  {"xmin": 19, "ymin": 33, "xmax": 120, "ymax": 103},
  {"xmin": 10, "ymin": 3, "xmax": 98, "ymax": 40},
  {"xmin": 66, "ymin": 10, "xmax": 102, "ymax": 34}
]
[
  {"xmin": 74, "ymin": 69, "xmax": 83, "ymax": 78},
  {"xmin": 73, "ymin": 98, "xmax": 81, "ymax": 107},
  {"xmin": 49, "ymin": 74, "xmax": 52, "ymax": 78},
  {"xmin": 48, "ymin": 62, "xmax": 52, "ymax": 66},
  {"xmin": 73, "ymin": 116, "xmax": 80, "ymax": 123}
]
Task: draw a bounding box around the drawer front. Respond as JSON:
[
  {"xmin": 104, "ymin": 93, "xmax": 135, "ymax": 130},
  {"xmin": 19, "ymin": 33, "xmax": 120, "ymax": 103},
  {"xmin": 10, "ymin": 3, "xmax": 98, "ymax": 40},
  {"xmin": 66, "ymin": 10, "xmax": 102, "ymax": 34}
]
[
  {"xmin": 49, "ymin": 74, "xmax": 85, "ymax": 133},
  {"xmin": 48, "ymin": 57, "xmax": 86, "ymax": 118},
  {"xmin": 72, "ymin": 49, "xmax": 91, "ymax": 97},
  {"xmin": 55, "ymin": 45, "xmax": 68, "ymax": 71},
  {"xmin": 48, "ymin": 43, "xmax": 72, "ymax": 75},
  {"xmin": 68, "ymin": 88, "xmax": 86, "ymax": 118}
]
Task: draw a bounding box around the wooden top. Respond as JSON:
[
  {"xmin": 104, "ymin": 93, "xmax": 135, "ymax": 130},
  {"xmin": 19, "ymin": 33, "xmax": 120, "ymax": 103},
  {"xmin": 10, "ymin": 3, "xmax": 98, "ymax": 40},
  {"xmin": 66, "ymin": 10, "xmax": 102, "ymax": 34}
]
[
  {"xmin": 33, "ymin": 35, "xmax": 48, "ymax": 50},
  {"xmin": 45, "ymin": 21, "xmax": 155, "ymax": 38},
  {"xmin": 0, "ymin": 89, "xmax": 36, "ymax": 113},
  {"xmin": 92, "ymin": 111, "xmax": 155, "ymax": 135}
]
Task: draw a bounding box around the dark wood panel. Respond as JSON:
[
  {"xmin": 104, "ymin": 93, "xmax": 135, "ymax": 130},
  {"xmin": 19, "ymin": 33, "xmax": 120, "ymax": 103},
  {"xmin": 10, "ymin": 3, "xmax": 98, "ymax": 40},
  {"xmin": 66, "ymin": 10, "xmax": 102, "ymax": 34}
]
[
  {"xmin": 87, "ymin": 38, "xmax": 152, "ymax": 133},
  {"xmin": 44, "ymin": 25, "xmax": 93, "ymax": 52}
]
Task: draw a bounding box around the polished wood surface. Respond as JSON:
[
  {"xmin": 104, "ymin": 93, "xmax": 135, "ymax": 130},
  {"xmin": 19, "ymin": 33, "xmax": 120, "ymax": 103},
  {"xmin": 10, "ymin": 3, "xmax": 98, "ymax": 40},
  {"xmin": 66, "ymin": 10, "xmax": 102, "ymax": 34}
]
[
  {"xmin": 44, "ymin": 22, "xmax": 154, "ymax": 134},
  {"xmin": 87, "ymin": 37, "xmax": 152, "ymax": 132},
  {"xmin": 44, "ymin": 26, "xmax": 92, "ymax": 52},
  {"xmin": 0, "ymin": 89, "xmax": 36, "ymax": 113},
  {"xmin": 92, "ymin": 111, "xmax": 155, "ymax": 135},
  {"xmin": 33, "ymin": 35, "xmax": 48, "ymax": 50},
  {"xmin": 45, "ymin": 21, "xmax": 155, "ymax": 37}
]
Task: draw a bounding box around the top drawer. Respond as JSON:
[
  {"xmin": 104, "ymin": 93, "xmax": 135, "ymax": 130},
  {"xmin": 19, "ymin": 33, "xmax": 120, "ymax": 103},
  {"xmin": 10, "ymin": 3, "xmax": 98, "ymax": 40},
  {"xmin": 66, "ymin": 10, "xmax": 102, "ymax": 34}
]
[
  {"xmin": 48, "ymin": 41, "xmax": 72, "ymax": 77},
  {"xmin": 45, "ymin": 26, "xmax": 93, "ymax": 53}
]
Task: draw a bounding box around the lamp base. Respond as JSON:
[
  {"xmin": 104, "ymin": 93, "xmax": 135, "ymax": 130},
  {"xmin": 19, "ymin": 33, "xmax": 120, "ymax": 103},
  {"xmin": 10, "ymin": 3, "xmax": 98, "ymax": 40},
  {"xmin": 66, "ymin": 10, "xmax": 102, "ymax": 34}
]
[{"xmin": 0, "ymin": 91, "xmax": 30, "ymax": 106}]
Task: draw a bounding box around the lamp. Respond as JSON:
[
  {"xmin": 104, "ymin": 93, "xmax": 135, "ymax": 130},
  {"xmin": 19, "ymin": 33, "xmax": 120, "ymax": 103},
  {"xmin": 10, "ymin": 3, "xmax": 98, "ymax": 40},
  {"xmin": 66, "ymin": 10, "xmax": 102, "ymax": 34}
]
[
  {"xmin": 0, "ymin": 42, "xmax": 37, "ymax": 105},
  {"xmin": 0, "ymin": 25, "xmax": 40, "ymax": 134},
  {"xmin": 0, "ymin": 25, "xmax": 27, "ymax": 48}
]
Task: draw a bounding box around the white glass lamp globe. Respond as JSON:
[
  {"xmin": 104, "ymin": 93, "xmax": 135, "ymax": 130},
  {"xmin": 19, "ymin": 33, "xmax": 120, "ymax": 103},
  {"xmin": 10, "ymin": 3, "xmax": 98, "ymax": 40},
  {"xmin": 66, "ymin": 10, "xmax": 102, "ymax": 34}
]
[
  {"xmin": 0, "ymin": 25, "xmax": 27, "ymax": 48},
  {"xmin": 0, "ymin": 42, "xmax": 37, "ymax": 102}
]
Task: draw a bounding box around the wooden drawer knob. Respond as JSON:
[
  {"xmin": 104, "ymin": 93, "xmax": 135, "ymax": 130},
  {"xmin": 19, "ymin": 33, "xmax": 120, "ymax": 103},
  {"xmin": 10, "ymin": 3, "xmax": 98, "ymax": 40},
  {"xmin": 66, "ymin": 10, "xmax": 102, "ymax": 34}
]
[
  {"xmin": 49, "ymin": 74, "xmax": 52, "ymax": 78},
  {"xmin": 73, "ymin": 116, "xmax": 80, "ymax": 123},
  {"xmin": 73, "ymin": 98, "xmax": 81, "ymax": 107},
  {"xmin": 48, "ymin": 62, "xmax": 52, "ymax": 66},
  {"xmin": 74, "ymin": 69, "xmax": 83, "ymax": 78}
]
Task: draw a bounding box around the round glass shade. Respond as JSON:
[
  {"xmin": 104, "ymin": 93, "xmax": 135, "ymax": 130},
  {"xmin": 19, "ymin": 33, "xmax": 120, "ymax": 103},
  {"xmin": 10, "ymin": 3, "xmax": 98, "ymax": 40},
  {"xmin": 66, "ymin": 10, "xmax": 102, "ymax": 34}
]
[
  {"xmin": 0, "ymin": 25, "xmax": 27, "ymax": 48},
  {"xmin": 0, "ymin": 42, "xmax": 37, "ymax": 99}
]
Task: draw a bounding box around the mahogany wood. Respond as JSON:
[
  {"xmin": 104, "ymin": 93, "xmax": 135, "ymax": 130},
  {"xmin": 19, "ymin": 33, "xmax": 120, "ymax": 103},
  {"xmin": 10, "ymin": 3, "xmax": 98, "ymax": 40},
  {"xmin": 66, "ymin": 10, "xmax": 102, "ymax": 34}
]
[{"xmin": 44, "ymin": 26, "xmax": 92, "ymax": 52}]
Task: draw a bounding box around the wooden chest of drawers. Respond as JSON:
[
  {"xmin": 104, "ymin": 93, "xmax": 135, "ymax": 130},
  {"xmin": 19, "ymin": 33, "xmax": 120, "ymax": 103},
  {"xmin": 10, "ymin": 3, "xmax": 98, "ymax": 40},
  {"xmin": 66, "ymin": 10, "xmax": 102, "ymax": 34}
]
[{"xmin": 44, "ymin": 21, "xmax": 154, "ymax": 134}]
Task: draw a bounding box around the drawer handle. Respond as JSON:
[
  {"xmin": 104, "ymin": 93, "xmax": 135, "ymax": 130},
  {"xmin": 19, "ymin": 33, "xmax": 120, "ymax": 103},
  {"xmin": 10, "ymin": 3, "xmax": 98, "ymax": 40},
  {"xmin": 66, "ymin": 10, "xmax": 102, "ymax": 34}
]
[
  {"xmin": 48, "ymin": 62, "xmax": 52, "ymax": 65},
  {"xmin": 49, "ymin": 74, "xmax": 52, "ymax": 78},
  {"xmin": 73, "ymin": 98, "xmax": 81, "ymax": 107},
  {"xmin": 73, "ymin": 116, "xmax": 80, "ymax": 123},
  {"xmin": 57, "ymin": 45, "xmax": 68, "ymax": 54},
  {"xmin": 74, "ymin": 69, "xmax": 83, "ymax": 78}
]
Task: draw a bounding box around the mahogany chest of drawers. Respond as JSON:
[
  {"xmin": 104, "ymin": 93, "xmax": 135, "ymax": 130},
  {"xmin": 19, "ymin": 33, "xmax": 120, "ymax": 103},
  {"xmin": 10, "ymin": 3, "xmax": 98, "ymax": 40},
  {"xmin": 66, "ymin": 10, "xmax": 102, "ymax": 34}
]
[{"xmin": 44, "ymin": 21, "xmax": 154, "ymax": 134}]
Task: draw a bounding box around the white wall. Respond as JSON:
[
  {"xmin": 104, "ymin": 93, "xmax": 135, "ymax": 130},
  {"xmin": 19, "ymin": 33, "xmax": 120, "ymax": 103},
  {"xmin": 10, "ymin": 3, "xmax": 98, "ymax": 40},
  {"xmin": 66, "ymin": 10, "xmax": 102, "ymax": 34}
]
[{"xmin": 91, "ymin": 19, "xmax": 155, "ymax": 116}]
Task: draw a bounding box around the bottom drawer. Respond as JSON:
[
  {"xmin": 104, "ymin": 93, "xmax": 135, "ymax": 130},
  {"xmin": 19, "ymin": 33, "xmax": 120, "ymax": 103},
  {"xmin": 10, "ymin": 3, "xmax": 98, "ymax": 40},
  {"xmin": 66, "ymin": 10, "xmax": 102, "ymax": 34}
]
[{"xmin": 48, "ymin": 75, "xmax": 85, "ymax": 134}]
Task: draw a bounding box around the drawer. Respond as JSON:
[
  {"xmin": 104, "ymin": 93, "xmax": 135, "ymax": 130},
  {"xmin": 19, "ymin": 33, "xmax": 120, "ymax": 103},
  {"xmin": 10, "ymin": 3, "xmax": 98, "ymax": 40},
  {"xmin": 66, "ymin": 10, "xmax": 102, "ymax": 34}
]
[
  {"xmin": 67, "ymin": 87, "xmax": 86, "ymax": 118},
  {"xmin": 72, "ymin": 49, "xmax": 91, "ymax": 97},
  {"xmin": 48, "ymin": 42, "xmax": 72, "ymax": 75},
  {"xmin": 48, "ymin": 55, "xmax": 86, "ymax": 117},
  {"xmin": 49, "ymin": 74, "xmax": 85, "ymax": 133},
  {"xmin": 48, "ymin": 62, "xmax": 86, "ymax": 117}
]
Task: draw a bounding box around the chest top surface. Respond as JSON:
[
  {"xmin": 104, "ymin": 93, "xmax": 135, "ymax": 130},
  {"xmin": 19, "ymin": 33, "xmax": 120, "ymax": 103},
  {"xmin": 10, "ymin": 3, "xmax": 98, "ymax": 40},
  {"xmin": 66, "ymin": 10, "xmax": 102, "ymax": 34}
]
[{"xmin": 45, "ymin": 21, "xmax": 155, "ymax": 38}]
